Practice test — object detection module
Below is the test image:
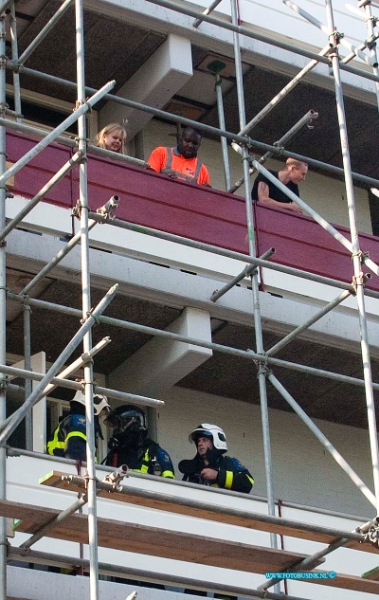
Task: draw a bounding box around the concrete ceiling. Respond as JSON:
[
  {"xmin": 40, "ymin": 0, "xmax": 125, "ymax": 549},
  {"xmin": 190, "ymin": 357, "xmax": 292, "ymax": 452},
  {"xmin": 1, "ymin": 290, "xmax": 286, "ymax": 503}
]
[{"xmin": 5, "ymin": 0, "xmax": 379, "ymax": 183}]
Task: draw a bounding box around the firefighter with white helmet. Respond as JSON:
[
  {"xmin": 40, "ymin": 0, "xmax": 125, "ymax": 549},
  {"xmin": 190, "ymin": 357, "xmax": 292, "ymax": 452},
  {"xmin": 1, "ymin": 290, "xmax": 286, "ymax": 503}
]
[
  {"xmin": 47, "ymin": 390, "xmax": 110, "ymax": 462},
  {"xmin": 178, "ymin": 423, "xmax": 254, "ymax": 494}
]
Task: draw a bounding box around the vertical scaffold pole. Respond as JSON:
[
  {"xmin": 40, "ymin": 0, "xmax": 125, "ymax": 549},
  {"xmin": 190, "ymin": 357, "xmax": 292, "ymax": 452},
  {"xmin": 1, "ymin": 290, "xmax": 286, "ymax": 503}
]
[
  {"xmin": 9, "ymin": 3, "xmax": 21, "ymax": 122},
  {"xmin": 0, "ymin": 16, "xmax": 6, "ymax": 600},
  {"xmin": 214, "ymin": 72, "xmax": 231, "ymax": 190},
  {"xmin": 23, "ymin": 304, "xmax": 32, "ymax": 450},
  {"xmin": 362, "ymin": 0, "xmax": 379, "ymax": 111},
  {"xmin": 325, "ymin": 0, "xmax": 379, "ymax": 511},
  {"xmin": 75, "ymin": 1, "xmax": 99, "ymax": 599},
  {"xmin": 230, "ymin": 0, "xmax": 278, "ymax": 554}
]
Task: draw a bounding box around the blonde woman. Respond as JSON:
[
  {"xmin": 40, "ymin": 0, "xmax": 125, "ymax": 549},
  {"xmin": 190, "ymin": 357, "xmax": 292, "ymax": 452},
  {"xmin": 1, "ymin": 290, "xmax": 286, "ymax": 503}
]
[{"xmin": 94, "ymin": 122, "xmax": 127, "ymax": 154}]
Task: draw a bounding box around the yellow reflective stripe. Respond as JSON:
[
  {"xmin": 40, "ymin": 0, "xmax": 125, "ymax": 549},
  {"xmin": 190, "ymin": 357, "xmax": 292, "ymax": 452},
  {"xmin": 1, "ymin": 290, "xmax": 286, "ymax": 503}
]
[
  {"xmin": 66, "ymin": 431, "xmax": 86, "ymax": 442},
  {"xmin": 47, "ymin": 427, "xmax": 65, "ymax": 455},
  {"xmin": 140, "ymin": 464, "xmax": 149, "ymax": 473},
  {"xmin": 162, "ymin": 470, "xmax": 174, "ymax": 478},
  {"xmin": 247, "ymin": 475, "xmax": 255, "ymax": 485},
  {"xmin": 224, "ymin": 471, "xmax": 233, "ymax": 489}
]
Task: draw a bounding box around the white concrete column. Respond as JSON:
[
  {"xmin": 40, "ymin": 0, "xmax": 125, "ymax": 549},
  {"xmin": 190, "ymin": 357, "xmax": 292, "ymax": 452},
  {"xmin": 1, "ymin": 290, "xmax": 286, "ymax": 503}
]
[
  {"xmin": 108, "ymin": 307, "xmax": 212, "ymax": 398},
  {"xmin": 99, "ymin": 34, "xmax": 193, "ymax": 139}
]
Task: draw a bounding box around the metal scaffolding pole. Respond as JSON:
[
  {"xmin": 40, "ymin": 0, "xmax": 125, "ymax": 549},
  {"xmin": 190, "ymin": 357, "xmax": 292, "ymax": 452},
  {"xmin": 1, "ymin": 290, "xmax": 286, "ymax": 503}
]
[
  {"xmin": 2, "ymin": 297, "xmax": 379, "ymax": 393},
  {"xmin": 266, "ymin": 289, "xmax": 353, "ymax": 356},
  {"xmin": 4, "ymin": 63, "xmax": 379, "ymax": 188},
  {"xmin": 74, "ymin": 1, "xmax": 100, "ymax": 598},
  {"xmin": 229, "ymin": 110, "xmax": 319, "ymax": 193},
  {"xmin": 146, "ymin": 0, "xmax": 379, "ymax": 82},
  {"xmin": 6, "ymin": 546, "xmax": 318, "ymax": 600},
  {"xmin": 362, "ymin": 0, "xmax": 379, "ymax": 110},
  {"xmin": 23, "ymin": 303, "xmax": 32, "ymax": 450},
  {"xmin": 15, "ymin": 0, "xmax": 74, "ymax": 67},
  {"xmin": 251, "ymin": 160, "xmax": 379, "ymax": 277},
  {"xmin": 267, "ymin": 371, "xmax": 376, "ymax": 508},
  {"xmin": 0, "ymin": 16, "xmax": 6, "ymax": 600},
  {"xmin": 284, "ymin": 0, "xmax": 375, "ymax": 66},
  {"xmin": 193, "ymin": 0, "xmax": 223, "ymax": 28},
  {"xmin": 88, "ymin": 210, "xmax": 373, "ymax": 294},
  {"xmin": 239, "ymin": 47, "xmax": 329, "ymax": 137},
  {"xmin": 0, "ymin": 362, "xmax": 165, "ymax": 411},
  {"xmin": 0, "ymin": 2, "xmax": 379, "ymax": 597},
  {"xmin": 0, "ymin": 285, "xmax": 118, "ymax": 442},
  {"xmin": 214, "ymin": 72, "xmax": 231, "ymax": 190},
  {"xmin": 0, "ymin": 151, "xmax": 83, "ymax": 243},
  {"xmin": 231, "ymin": 0, "xmax": 278, "ymax": 558},
  {"xmin": 8, "ymin": 4, "xmax": 21, "ymax": 122},
  {"xmin": 324, "ymin": 0, "xmax": 379, "ymax": 512},
  {"xmin": 0, "ymin": 80, "xmax": 115, "ymax": 188}
]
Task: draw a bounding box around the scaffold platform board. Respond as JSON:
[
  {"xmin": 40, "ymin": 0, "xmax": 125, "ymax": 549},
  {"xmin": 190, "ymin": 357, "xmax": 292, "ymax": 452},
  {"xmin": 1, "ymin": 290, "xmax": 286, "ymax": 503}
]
[
  {"xmin": 41, "ymin": 470, "xmax": 379, "ymax": 554},
  {"xmin": 0, "ymin": 498, "xmax": 322, "ymax": 574},
  {"xmin": 3, "ymin": 492, "xmax": 379, "ymax": 594}
]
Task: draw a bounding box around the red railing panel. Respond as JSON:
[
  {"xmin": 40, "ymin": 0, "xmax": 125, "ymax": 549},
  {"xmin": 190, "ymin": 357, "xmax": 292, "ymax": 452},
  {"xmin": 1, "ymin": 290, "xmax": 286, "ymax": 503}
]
[
  {"xmin": 6, "ymin": 131, "xmax": 73, "ymax": 207},
  {"xmin": 6, "ymin": 132, "xmax": 379, "ymax": 292}
]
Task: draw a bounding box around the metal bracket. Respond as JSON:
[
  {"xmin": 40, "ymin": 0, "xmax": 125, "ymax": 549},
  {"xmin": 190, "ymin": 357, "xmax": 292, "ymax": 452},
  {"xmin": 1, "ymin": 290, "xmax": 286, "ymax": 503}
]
[
  {"xmin": 103, "ymin": 464, "xmax": 129, "ymax": 491},
  {"xmin": 96, "ymin": 195, "xmax": 119, "ymax": 221}
]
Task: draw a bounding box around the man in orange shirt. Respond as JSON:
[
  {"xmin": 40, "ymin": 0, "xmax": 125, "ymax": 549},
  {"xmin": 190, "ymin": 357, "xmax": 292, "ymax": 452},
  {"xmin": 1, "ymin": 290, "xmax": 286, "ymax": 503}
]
[{"xmin": 148, "ymin": 127, "xmax": 211, "ymax": 186}]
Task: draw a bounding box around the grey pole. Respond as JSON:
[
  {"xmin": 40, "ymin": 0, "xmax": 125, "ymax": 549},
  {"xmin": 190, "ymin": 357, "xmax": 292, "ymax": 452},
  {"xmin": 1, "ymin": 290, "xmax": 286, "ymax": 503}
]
[
  {"xmin": 362, "ymin": 0, "xmax": 379, "ymax": 111},
  {"xmin": 268, "ymin": 371, "xmax": 376, "ymax": 507},
  {"xmin": 146, "ymin": 0, "xmax": 379, "ymax": 82},
  {"xmin": 16, "ymin": 0, "xmax": 74, "ymax": 66},
  {"xmin": 251, "ymin": 160, "xmax": 379, "ymax": 277},
  {"xmin": 0, "ymin": 16, "xmax": 6, "ymax": 600},
  {"xmin": 0, "ymin": 80, "xmax": 115, "ymax": 188},
  {"xmin": 2, "ymin": 299, "xmax": 379, "ymax": 393},
  {"xmin": 325, "ymin": 0, "xmax": 379, "ymax": 512},
  {"xmin": 266, "ymin": 289, "xmax": 353, "ymax": 356},
  {"xmin": 214, "ymin": 72, "xmax": 231, "ymax": 190},
  {"xmin": 0, "ymin": 284, "xmax": 118, "ymax": 443},
  {"xmin": 284, "ymin": 0, "xmax": 375, "ymax": 66},
  {"xmin": 8, "ymin": 3, "xmax": 21, "ymax": 122},
  {"xmin": 18, "ymin": 217, "xmax": 97, "ymax": 296},
  {"xmin": 74, "ymin": 1, "xmax": 100, "ymax": 598},
  {"xmin": 23, "ymin": 303, "xmax": 32, "ymax": 450},
  {"xmin": 0, "ymin": 0, "xmax": 12, "ymax": 15},
  {"xmin": 229, "ymin": 110, "xmax": 319, "ymax": 193},
  {"xmin": 210, "ymin": 248, "xmax": 275, "ymax": 302},
  {"xmin": 0, "ymin": 151, "xmax": 83, "ymax": 243},
  {"xmin": 239, "ymin": 47, "xmax": 329, "ymax": 137},
  {"xmin": 193, "ymin": 0, "xmax": 223, "ymax": 28},
  {"xmin": 230, "ymin": 0, "xmax": 278, "ymax": 557},
  {"xmin": 3, "ymin": 63, "xmax": 379, "ymax": 187}
]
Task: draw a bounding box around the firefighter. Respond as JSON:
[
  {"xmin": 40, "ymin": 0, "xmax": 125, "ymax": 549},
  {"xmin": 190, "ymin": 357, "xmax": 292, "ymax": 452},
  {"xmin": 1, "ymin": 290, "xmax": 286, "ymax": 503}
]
[
  {"xmin": 47, "ymin": 390, "xmax": 110, "ymax": 461},
  {"xmin": 179, "ymin": 423, "xmax": 254, "ymax": 494},
  {"xmin": 104, "ymin": 405, "xmax": 175, "ymax": 479}
]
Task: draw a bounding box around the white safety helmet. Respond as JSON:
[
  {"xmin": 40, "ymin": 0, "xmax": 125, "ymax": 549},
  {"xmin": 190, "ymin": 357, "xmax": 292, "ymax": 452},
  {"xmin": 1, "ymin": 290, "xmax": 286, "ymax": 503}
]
[
  {"xmin": 71, "ymin": 390, "xmax": 110, "ymax": 416},
  {"xmin": 189, "ymin": 423, "xmax": 228, "ymax": 453}
]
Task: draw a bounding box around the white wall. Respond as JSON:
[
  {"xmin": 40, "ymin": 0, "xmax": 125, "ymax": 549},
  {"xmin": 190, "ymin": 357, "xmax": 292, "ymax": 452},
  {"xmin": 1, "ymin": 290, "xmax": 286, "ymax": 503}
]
[{"xmin": 157, "ymin": 385, "xmax": 375, "ymax": 517}]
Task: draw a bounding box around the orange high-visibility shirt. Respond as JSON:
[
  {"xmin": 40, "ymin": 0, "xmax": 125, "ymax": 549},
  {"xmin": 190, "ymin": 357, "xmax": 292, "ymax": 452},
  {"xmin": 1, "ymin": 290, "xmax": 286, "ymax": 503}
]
[{"xmin": 148, "ymin": 147, "xmax": 210, "ymax": 186}]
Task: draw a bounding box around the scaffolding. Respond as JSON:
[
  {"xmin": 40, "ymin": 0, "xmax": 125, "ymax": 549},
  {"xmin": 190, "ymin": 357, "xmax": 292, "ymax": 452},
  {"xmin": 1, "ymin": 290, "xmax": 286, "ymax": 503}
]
[{"xmin": 0, "ymin": 0, "xmax": 379, "ymax": 599}]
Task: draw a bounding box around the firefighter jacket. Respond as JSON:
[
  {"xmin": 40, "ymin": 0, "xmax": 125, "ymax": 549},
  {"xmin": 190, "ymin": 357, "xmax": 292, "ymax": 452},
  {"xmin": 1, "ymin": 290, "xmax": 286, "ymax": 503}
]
[
  {"xmin": 178, "ymin": 451, "xmax": 254, "ymax": 494},
  {"xmin": 47, "ymin": 413, "xmax": 88, "ymax": 461},
  {"xmin": 107, "ymin": 438, "xmax": 175, "ymax": 479}
]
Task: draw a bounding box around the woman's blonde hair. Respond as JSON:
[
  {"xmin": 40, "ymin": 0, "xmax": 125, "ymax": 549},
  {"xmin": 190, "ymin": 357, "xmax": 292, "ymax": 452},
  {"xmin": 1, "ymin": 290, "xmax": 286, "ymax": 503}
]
[{"xmin": 94, "ymin": 122, "xmax": 127, "ymax": 154}]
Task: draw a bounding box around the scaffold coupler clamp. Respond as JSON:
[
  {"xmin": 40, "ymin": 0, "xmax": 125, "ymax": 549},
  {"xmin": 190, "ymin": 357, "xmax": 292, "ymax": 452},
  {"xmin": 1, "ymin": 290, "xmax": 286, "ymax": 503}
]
[
  {"xmin": 103, "ymin": 464, "xmax": 128, "ymax": 491},
  {"xmin": 352, "ymin": 269, "xmax": 369, "ymax": 293},
  {"xmin": 96, "ymin": 195, "xmax": 119, "ymax": 221},
  {"xmin": 356, "ymin": 516, "xmax": 379, "ymax": 548}
]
